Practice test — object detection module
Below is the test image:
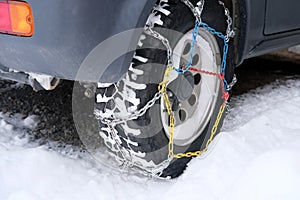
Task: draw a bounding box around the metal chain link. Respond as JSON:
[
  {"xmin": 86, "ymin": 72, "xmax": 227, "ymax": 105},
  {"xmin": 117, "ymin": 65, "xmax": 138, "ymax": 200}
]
[
  {"xmin": 181, "ymin": 0, "xmax": 204, "ymax": 23},
  {"xmin": 105, "ymin": 124, "xmax": 173, "ymax": 178},
  {"xmin": 218, "ymin": 0, "xmax": 235, "ymax": 41},
  {"xmin": 96, "ymin": 92, "xmax": 162, "ymax": 126},
  {"xmin": 96, "ymin": 0, "xmax": 236, "ymax": 177},
  {"xmin": 144, "ymin": 27, "xmax": 173, "ymax": 67}
]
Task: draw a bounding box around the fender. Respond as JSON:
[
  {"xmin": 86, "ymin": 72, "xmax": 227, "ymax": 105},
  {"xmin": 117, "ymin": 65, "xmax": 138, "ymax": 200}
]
[{"xmin": 0, "ymin": 0, "xmax": 157, "ymax": 83}]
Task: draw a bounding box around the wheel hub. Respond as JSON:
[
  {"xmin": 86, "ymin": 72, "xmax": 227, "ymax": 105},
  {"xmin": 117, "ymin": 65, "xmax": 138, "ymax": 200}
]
[
  {"xmin": 160, "ymin": 28, "xmax": 221, "ymax": 146},
  {"xmin": 167, "ymin": 71, "xmax": 195, "ymax": 103}
]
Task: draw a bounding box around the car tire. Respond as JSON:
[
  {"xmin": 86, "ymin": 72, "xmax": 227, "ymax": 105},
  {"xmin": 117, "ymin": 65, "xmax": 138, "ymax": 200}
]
[{"xmin": 95, "ymin": 0, "xmax": 235, "ymax": 178}]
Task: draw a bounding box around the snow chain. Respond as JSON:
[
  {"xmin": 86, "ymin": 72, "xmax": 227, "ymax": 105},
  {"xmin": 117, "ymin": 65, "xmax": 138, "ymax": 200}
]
[{"xmin": 95, "ymin": 0, "xmax": 236, "ymax": 177}]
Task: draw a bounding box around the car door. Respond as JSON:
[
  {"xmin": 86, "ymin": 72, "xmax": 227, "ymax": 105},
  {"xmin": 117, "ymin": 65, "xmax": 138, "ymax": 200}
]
[{"xmin": 264, "ymin": 0, "xmax": 300, "ymax": 35}]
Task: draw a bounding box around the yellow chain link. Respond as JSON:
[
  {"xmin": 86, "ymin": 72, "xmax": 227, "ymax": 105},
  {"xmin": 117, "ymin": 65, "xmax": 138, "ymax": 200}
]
[{"xmin": 158, "ymin": 66, "xmax": 226, "ymax": 159}]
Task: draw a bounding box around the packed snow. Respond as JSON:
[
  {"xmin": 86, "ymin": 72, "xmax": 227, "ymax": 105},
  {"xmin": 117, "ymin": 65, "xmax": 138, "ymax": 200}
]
[{"xmin": 1, "ymin": 79, "xmax": 300, "ymax": 200}]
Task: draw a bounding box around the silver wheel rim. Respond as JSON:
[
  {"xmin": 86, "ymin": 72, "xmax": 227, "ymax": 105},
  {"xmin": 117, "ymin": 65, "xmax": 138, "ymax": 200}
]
[{"xmin": 160, "ymin": 28, "xmax": 221, "ymax": 146}]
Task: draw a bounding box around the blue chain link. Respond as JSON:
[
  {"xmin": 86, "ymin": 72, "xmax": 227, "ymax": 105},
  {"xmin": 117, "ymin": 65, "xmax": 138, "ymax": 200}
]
[
  {"xmin": 174, "ymin": 22, "xmax": 201, "ymax": 74},
  {"xmin": 174, "ymin": 21, "xmax": 230, "ymax": 92}
]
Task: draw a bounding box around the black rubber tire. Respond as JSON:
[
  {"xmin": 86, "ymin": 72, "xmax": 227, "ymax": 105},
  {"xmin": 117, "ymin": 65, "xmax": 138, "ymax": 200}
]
[{"xmin": 95, "ymin": 0, "xmax": 235, "ymax": 179}]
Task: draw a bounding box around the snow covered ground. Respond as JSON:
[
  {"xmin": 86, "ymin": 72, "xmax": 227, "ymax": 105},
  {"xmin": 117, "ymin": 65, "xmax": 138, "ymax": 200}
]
[
  {"xmin": 289, "ymin": 45, "xmax": 300, "ymax": 54},
  {"xmin": 1, "ymin": 79, "xmax": 300, "ymax": 200}
]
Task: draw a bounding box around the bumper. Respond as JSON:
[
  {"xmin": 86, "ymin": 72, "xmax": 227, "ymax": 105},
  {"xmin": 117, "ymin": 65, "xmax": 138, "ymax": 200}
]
[{"xmin": 0, "ymin": 0, "xmax": 155, "ymax": 82}]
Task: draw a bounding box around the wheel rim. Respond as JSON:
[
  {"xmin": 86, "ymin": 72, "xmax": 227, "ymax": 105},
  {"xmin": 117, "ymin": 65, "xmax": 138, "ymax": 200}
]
[{"xmin": 160, "ymin": 28, "xmax": 221, "ymax": 146}]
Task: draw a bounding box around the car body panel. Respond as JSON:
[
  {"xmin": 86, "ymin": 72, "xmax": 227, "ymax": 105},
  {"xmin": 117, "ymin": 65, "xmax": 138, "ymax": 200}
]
[
  {"xmin": 265, "ymin": 0, "xmax": 300, "ymax": 35},
  {"xmin": 0, "ymin": 0, "xmax": 156, "ymax": 82},
  {"xmin": 236, "ymin": 0, "xmax": 300, "ymax": 64}
]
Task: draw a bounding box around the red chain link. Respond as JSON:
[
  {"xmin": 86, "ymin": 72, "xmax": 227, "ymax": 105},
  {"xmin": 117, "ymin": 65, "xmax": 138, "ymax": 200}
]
[{"xmin": 188, "ymin": 67, "xmax": 229, "ymax": 103}]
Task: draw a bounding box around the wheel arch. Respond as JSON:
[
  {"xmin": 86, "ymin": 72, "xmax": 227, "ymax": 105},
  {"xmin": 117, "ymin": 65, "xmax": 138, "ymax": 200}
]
[{"xmin": 91, "ymin": 0, "xmax": 247, "ymax": 82}]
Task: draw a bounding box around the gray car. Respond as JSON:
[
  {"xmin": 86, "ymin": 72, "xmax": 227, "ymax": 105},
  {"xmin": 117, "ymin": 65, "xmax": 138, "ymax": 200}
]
[{"xmin": 1, "ymin": 0, "xmax": 300, "ymax": 178}]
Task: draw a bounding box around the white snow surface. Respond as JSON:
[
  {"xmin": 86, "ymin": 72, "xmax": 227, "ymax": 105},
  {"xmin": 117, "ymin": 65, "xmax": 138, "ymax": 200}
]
[
  {"xmin": 1, "ymin": 79, "xmax": 300, "ymax": 200},
  {"xmin": 289, "ymin": 45, "xmax": 300, "ymax": 54}
]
